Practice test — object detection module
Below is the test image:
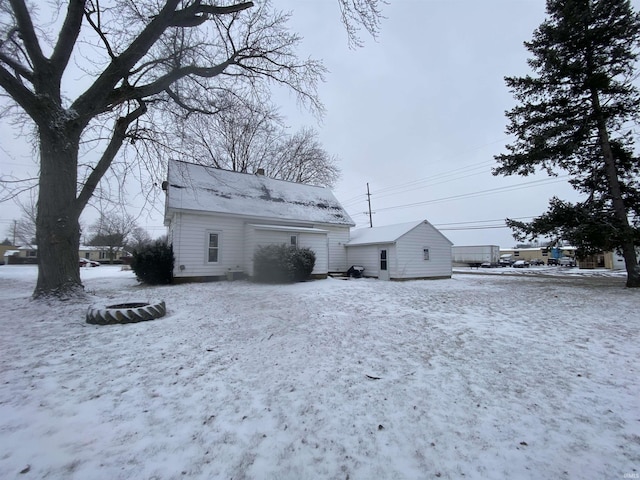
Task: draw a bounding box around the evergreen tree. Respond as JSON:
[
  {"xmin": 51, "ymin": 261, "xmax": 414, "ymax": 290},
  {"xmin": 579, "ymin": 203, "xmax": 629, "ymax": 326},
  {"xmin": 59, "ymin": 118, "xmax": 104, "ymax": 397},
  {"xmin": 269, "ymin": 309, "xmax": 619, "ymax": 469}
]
[{"xmin": 495, "ymin": 0, "xmax": 640, "ymax": 287}]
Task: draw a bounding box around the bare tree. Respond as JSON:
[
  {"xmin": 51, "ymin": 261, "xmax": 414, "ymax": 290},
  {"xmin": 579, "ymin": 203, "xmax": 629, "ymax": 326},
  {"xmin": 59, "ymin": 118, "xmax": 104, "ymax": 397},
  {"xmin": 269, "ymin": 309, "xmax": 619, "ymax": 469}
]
[
  {"xmin": 179, "ymin": 96, "xmax": 284, "ymax": 173},
  {"xmin": 180, "ymin": 97, "xmax": 340, "ymax": 187},
  {"xmin": 88, "ymin": 211, "xmax": 137, "ymax": 264},
  {"xmin": 7, "ymin": 196, "xmax": 37, "ymax": 247},
  {"xmin": 267, "ymin": 127, "xmax": 340, "ymax": 187},
  {"xmin": 0, "ymin": 0, "xmax": 332, "ymax": 298},
  {"xmin": 128, "ymin": 226, "xmax": 153, "ymax": 253}
]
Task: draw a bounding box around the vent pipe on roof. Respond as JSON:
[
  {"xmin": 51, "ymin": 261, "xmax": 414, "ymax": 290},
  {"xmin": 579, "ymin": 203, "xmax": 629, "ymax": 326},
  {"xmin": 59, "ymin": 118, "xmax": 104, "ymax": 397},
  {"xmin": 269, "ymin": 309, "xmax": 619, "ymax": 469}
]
[{"xmin": 255, "ymin": 168, "xmax": 265, "ymax": 176}]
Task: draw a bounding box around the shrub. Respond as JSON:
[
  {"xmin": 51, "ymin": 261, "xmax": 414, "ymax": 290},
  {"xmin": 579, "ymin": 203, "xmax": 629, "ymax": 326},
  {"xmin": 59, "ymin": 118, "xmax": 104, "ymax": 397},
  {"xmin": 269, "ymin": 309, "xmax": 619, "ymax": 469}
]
[
  {"xmin": 131, "ymin": 242, "xmax": 174, "ymax": 285},
  {"xmin": 253, "ymin": 244, "xmax": 316, "ymax": 283}
]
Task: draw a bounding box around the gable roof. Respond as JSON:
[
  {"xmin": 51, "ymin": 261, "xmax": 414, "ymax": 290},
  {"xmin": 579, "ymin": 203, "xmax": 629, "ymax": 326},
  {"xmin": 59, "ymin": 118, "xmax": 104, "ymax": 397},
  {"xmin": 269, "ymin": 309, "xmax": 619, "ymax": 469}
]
[
  {"xmin": 165, "ymin": 160, "xmax": 354, "ymax": 226},
  {"xmin": 347, "ymin": 220, "xmax": 453, "ymax": 246}
]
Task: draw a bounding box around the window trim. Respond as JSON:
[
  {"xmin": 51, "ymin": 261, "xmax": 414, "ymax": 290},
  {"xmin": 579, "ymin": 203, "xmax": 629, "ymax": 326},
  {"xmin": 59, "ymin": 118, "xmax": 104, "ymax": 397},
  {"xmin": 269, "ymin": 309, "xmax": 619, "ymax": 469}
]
[
  {"xmin": 206, "ymin": 231, "xmax": 221, "ymax": 264},
  {"xmin": 380, "ymin": 249, "xmax": 388, "ymax": 271}
]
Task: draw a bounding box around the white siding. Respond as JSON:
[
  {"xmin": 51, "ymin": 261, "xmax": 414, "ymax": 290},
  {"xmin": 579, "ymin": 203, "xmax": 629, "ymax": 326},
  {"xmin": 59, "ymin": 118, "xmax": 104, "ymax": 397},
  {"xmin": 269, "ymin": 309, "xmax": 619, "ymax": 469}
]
[
  {"xmin": 325, "ymin": 226, "xmax": 350, "ymax": 272},
  {"xmin": 168, "ymin": 209, "xmax": 349, "ymax": 280},
  {"xmin": 300, "ymin": 233, "xmax": 328, "ymax": 275},
  {"xmin": 346, "ymin": 244, "xmax": 392, "ymax": 278},
  {"xmin": 394, "ymin": 223, "xmax": 452, "ymax": 278},
  {"xmin": 345, "ymin": 222, "xmax": 452, "ymax": 280},
  {"xmin": 246, "ymin": 227, "xmax": 328, "ymax": 276},
  {"xmin": 172, "ymin": 213, "xmax": 245, "ymax": 278}
]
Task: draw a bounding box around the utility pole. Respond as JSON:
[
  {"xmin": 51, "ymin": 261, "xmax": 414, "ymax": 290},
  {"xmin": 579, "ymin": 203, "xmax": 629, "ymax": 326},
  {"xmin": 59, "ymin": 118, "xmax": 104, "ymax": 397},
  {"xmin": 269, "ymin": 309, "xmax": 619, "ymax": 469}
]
[
  {"xmin": 366, "ymin": 183, "xmax": 373, "ymax": 228},
  {"xmin": 12, "ymin": 219, "xmax": 17, "ymax": 246}
]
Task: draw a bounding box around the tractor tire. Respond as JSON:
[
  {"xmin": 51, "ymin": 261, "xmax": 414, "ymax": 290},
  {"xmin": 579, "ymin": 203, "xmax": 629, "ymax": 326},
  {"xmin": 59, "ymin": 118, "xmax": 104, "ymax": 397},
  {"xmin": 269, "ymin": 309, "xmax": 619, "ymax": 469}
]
[{"xmin": 86, "ymin": 301, "xmax": 166, "ymax": 325}]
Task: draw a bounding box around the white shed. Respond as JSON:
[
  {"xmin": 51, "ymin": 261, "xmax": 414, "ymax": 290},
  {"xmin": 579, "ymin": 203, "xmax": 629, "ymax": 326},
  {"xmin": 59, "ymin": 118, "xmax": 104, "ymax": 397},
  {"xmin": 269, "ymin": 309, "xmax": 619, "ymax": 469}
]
[{"xmin": 345, "ymin": 220, "xmax": 453, "ymax": 280}]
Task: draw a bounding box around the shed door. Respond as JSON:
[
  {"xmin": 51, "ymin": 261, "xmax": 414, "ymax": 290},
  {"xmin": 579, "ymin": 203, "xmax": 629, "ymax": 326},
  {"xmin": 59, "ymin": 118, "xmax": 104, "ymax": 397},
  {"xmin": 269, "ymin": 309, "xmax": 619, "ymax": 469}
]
[{"xmin": 379, "ymin": 248, "xmax": 390, "ymax": 280}]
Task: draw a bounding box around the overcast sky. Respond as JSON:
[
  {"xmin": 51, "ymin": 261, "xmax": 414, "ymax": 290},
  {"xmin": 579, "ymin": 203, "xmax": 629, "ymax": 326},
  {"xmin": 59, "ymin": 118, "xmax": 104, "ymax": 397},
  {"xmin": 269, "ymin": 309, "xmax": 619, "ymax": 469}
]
[
  {"xmin": 1, "ymin": 0, "xmax": 639, "ymax": 248},
  {"xmin": 276, "ymin": 0, "xmax": 587, "ymax": 248}
]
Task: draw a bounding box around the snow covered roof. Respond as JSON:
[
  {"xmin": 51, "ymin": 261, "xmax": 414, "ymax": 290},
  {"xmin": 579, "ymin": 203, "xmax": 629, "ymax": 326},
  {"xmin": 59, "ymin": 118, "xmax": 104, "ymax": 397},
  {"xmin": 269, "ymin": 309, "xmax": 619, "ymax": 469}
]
[
  {"xmin": 165, "ymin": 160, "xmax": 354, "ymax": 227},
  {"xmin": 249, "ymin": 224, "xmax": 328, "ymax": 234},
  {"xmin": 347, "ymin": 220, "xmax": 453, "ymax": 246}
]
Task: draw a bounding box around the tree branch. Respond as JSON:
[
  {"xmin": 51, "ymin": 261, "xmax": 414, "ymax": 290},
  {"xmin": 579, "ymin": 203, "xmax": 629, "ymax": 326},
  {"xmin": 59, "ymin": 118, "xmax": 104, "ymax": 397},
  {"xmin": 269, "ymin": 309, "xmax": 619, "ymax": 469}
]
[
  {"xmin": 0, "ymin": 51, "xmax": 33, "ymax": 83},
  {"xmin": 50, "ymin": 0, "xmax": 86, "ymax": 75},
  {"xmin": 72, "ymin": 1, "xmax": 253, "ymax": 124},
  {"xmin": 8, "ymin": 0, "xmax": 46, "ymax": 71},
  {"xmin": 165, "ymin": 1, "xmax": 254, "ymax": 28},
  {"xmin": 75, "ymin": 101, "xmax": 148, "ymax": 213},
  {"xmin": 103, "ymin": 60, "xmax": 234, "ymax": 111},
  {"xmin": 0, "ymin": 63, "xmax": 38, "ymax": 117}
]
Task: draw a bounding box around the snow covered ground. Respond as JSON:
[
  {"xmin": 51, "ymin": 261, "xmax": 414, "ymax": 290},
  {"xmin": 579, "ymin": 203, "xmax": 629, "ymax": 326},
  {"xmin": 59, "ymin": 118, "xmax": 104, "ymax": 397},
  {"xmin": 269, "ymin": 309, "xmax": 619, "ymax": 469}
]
[{"xmin": 0, "ymin": 265, "xmax": 638, "ymax": 479}]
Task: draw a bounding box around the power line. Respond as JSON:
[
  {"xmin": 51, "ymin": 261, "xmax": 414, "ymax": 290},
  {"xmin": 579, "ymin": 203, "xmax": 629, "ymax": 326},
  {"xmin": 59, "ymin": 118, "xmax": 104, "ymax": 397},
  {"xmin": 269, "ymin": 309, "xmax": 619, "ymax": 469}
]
[
  {"xmin": 372, "ymin": 160, "xmax": 495, "ymax": 197},
  {"xmin": 372, "ymin": 176, "xmax": 569, "ymax": 214},
  {"xmin": 432, "ymin": 215, "xmax": 536, "ymax": 226}
]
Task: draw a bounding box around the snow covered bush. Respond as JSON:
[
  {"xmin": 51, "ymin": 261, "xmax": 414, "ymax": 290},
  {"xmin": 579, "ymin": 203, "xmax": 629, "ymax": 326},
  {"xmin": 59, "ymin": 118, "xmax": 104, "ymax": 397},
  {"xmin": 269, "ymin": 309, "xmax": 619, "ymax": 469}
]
[
  {"xmin": 131, "ymin": 242, "xmax": 174, "ymax": 285},
  {"xmin": 253, "ymin": 244, "xmax": 316, "ymax": 283}
]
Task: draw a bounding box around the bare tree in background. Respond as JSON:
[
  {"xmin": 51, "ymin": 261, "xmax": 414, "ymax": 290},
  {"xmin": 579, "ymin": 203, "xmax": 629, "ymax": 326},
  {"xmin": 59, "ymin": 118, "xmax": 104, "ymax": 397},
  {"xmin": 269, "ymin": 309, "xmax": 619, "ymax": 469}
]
[
  {"xmin": 7, "ymin": 196, "xmax": 37, "ymax": 247},
  {"xmin": 179, "ymin": 98, "xmax": 340, "ymax": 187},
  {"xmin": 88, "ymin": 212, "xmax": 137, "ymax": 264},
  {"xmin": 179, "ymin": 96, "xmax": 283, "ymax": 173},
  {"xmin": 128, "ymin": 226, "xmax": 153, "ymax": 253},
  {"xmin": 268, "ymin": 127, "xmax": 340, "ymax": 187}
]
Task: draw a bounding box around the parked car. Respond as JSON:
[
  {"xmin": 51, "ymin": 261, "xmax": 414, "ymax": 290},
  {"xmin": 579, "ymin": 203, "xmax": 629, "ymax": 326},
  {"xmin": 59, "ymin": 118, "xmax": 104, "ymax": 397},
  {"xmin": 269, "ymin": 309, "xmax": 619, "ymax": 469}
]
[
  {"xmin": 480, "ymin": 262, "xmax": 493, "ymax": 268},
  {"xmin": 559, "ymin": 257, "xmax": 576, "ymax": 267},
  {"xmin": 530, "ymin": 258, "xmax": 545, "ymax": 266},
  {"xmin": 512, "ymin": 260, "xmax": 530, "ymax": 268},
  {"xmin": 499, "ymin": 258, "xmax": 513, "ymax": 267},
  {"xmin": 79, "ymin": 258, "xmax": 101, "ymax": 267},
  {"xmin": 547, "ymin": 258, "xmax": 559, "ymax": 266}
]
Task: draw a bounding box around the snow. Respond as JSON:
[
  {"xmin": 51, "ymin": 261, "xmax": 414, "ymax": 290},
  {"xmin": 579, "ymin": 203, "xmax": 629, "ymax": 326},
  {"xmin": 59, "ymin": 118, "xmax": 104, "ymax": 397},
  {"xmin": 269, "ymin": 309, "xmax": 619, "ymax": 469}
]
[
  {"xmin": 166, "ymin": 160, "xmax": 354, "ymax": 226},
  {"xmin": 347, "ymin": 220, "xmax": 424, "ymax": 245},
  {"xmin": 0, "ymin": 265, "xmax": 638, "ymax": 479}
]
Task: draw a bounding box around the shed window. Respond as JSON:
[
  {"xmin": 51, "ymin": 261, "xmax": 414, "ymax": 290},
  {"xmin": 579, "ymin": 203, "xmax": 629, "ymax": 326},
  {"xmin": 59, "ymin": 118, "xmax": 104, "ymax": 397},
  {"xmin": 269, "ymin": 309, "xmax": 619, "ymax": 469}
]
[
  {"xmin": 290, "ymin": 235, "xmax": 298, "ymax": 248},
  {"xmin": 423, "ymin": 248, "xmax": 430, "ymax": 261},
  {"xmin": 208, "ymin": 233, "xmax": 219, "ymax": 263}
]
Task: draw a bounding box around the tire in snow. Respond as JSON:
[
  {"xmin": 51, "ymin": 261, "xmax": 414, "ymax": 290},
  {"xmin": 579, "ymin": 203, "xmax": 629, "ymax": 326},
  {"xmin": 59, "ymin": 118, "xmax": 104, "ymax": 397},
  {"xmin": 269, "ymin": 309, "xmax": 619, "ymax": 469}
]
[{"xmin": 86, "ymin": 301, "xmax": 166, "ymax": 325}]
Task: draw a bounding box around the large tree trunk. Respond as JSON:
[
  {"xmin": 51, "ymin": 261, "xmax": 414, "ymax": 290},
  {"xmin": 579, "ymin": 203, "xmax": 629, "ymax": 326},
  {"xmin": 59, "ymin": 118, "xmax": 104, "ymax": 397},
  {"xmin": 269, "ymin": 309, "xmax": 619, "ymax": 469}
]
[
  {"xmin": 592, "ymin": 92, "xmax": 640, "ymax": 288},
  {"xmin": 34, "ymin": 127, "xmax": 84, "ymax": 298}
]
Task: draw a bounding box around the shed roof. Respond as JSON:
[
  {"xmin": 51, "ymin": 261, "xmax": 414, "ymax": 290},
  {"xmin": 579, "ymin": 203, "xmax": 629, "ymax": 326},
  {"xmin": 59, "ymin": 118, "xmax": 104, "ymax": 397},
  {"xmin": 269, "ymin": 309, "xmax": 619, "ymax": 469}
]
[
  {"xmin": 165, "ymin": 160, "xmax": 354, "ymax": 226},
  {"xmin": 347, "ymin": 220, "xmax": 452, "ymax": 246}
]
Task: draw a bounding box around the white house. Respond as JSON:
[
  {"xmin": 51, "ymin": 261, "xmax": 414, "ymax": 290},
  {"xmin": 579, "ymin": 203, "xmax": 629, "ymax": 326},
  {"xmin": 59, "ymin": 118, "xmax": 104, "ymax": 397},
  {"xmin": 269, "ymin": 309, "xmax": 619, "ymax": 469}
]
[
  {"xmin": 163, "ymin": 160, "xmax": 355, "ymax": 282},
  {"xmin": 346, "ymin": 220, "xmax": 453, "ymax": 280}
]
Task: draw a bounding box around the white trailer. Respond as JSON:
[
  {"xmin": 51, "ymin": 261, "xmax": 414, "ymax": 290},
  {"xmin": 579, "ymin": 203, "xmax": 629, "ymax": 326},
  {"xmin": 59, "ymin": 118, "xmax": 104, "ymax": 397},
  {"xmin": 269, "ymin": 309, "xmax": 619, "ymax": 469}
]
[{"xmin": 452, "ymin": 245, "xmax": 500, "ymax": 266}]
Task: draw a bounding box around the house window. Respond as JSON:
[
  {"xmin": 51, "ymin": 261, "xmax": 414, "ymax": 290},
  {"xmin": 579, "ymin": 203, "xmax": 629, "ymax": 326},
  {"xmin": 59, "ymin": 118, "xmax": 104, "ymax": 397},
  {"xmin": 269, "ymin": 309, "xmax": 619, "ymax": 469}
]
[
  {"xmin": 99, "ymin": 251, "xmax": 107, "ymax": 260},
  {"xmin": 208, "ymin": 233, "xmax": 219, "ymax": 263},
  {"xmin": 513, "ymin": 251, "xmax": 520, "ymax": 257},
  {"xmin": 423, "ymin": 248, "xmax": 430, "ymax": 261},
  {"xmin": 290, "ymin": 235, "xmax": 298, "ymax": 248}
]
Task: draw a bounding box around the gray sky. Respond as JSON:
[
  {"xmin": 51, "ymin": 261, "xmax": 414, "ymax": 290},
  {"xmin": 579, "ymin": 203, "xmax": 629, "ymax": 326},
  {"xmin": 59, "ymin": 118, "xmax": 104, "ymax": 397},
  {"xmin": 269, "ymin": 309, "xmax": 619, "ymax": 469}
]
[
  {"xmin": 1, "ymin": 0, "xmax": 638, "ymax": 248},
  {"xmin": 277, "ymin": 0, "xmax": 575, "ymax": 248}
]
